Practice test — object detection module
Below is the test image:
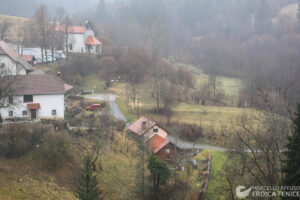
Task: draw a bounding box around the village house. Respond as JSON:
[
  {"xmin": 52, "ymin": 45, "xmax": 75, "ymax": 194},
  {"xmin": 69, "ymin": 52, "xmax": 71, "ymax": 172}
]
[
  {"xmin": 128, "ymin": 116, "xmax": 179, "ymax": 161},
  {"xmin": 147, "ymin": 134, "xmax": 177, "ymax": 161},
  {"xmin": 0, "ymin": 41, "xmax": 34, "ymax": 75},
  {"xmin": 0, "ymin": 74, "xmax": 72, "ymax": 120},
  {"xmin": 22, "ymin": 54, "xmax": 36, "ymax": 66},
  {"xmin": 0, "ymin": 40, "xmax": 72, "ymax": 121},
  {"xmin": 127, "ymin": 116, "xmax": 156, "ymax": 139},
  {"xmin": 55, "ymin": 21, "xmax": 102, "ymax": 55}
]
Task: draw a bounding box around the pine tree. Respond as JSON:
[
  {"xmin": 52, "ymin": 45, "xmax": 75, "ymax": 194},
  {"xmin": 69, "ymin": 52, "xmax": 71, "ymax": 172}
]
[
  {"xmin": 283, "ymin": 104, "xmax": 300, "ymax": 186},
  {"xmin": 75, "ymin": 156, "xmax": 102, "ymax": 200}
]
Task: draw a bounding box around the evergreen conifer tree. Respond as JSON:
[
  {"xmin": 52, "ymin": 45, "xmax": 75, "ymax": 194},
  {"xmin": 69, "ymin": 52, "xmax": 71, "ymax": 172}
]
[
  {"xmin": 283, "ymin": 104, "xmax": 300, "ymax": 186},
  {"xmin": 75, "ymin": 156, "xmax": 102, "ymax": 200}
]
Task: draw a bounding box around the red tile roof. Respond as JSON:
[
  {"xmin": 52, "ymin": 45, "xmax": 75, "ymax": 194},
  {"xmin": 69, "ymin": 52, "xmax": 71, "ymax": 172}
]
[
  {"xmin": 85, "ymin": 36, "xmax": 102, "ymax": 45},
  {"xmin": 22, "ymin": 54, "xmax": 35, "ymax": 62},
  {"xmin": 148, "ymin": 134, "xmax": 170, "ymax": 154},
  {"xmin": 128, "ymin": 116, "xmax": 156, "ymax": 136},
  {"xmin": 0, "ymin": 40, "xmax": 34, "ymax": 71},
  {"xmin": 55, "ymin": 25, "xmax": 86, "ymax": 34},
  {"xmin": 27, "ymin": 103, "xmax": 41, "ymax": 110}
]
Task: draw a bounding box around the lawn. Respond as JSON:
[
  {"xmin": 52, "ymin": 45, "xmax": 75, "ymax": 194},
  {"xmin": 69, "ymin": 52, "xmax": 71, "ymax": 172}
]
[
  {"xmin": 143, "ymin": 103, "xmax": 261, "ymax": 145},
  {"xmin": 179, "ymin": 63, "xmax": 242, "ymax": 105},
  {"xmin": 82, "ymin": 75, "xmax": 106, "ymax": 93},
  {"xmin": 206, "ymin": 150, "xmax": 228, "ymax": 200},
  {"xmin": 184, "ymin": 149, "xmax": 228, "ymax": 200},
  {"xmin": 111, "ymin": 81, "xmax": 260, "ymax": 145}
]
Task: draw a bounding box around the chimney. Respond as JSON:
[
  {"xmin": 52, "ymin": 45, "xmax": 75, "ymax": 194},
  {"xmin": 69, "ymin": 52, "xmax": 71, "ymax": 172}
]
[
  {"xmin": 142, "ymin": 121, "xmax": 147, "ymax": 130},
  {"xmin": 153, "ymin": 128, "xmax": 159, "ymax": 133}
]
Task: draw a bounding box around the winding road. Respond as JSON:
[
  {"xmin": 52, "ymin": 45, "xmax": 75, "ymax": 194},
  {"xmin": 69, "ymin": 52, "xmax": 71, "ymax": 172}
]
[{"xmin": 84, "ymin": 93, "xmax": 226, "ymax": 151}]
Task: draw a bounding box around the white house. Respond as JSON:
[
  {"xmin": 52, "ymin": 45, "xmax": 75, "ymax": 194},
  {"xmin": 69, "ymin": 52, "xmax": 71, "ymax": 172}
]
[
  {"xmin": 0, "ymin": 40, "xmax": 72, "ymax": 121},
  {"xmin": 0, "ymin": 41, "xmax": 34, "ymax": 75},
  {"xmin": 56, "ymin": 22, "xmax": 102, "ymax": 55},
  {"xmin": 0, "ymin": 74, "xmax": 71, "ymax": 120}
]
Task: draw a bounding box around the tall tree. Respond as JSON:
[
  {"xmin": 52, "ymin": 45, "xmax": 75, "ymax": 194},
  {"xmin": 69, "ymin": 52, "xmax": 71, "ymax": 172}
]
[
  {"xmin": 75, "ymin": 156, "xmax": 102, "ymax": 200},
  {"xmin": 0, "ymin": 19, "xmax": 12, "ymax": 40},
  {"xmin": 33, "ymin": 4, "xmax": 50, "ymax": 63},
  {"xmin": 283, "ymin": 103, "xmax": 300, "ymax": 186},
  {"xmin": 147, "ymin": 155, "xmax": 170, "ymax": 197},
  {"xmin": 62, "ymin": 15, "xmax": 72, "ymax": 58}
]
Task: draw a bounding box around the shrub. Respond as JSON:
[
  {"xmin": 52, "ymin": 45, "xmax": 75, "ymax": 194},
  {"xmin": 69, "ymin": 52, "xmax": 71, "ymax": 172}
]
[
  {"xmin": 0, "ymin": 123, "xmax": 50, "ymax": 158},
  {"xmin": 37, "ymin": 132, "xmax": 72, "ymax": 171},
  {"xmin": 0, "ymin": 123, "xmax": 72, "ymax": 171},
  {"xmin": 180, "ymin": 124, "xmax": 203, "ymax": 141}
]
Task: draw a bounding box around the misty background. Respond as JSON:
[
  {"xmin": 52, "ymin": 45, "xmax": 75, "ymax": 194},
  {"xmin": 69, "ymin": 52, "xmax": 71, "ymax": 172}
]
[{"xmin": 1, "ymin": 0, "xmax": 300, "ymax": 113}]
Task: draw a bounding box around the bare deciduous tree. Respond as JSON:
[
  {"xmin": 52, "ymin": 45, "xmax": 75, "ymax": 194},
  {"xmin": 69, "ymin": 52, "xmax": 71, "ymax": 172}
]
[
  {"xmin": 33, "ymin": 4, "xmax": 50, "ymax": 63},
  {"xmin": 0, "ymin": 19, "xmax": 12, "ymax": 40}
]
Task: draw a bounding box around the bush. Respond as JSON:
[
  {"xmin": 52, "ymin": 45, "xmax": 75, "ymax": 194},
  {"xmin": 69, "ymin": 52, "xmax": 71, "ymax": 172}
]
[
  {"xmin": 180, "ymin": 124, "xmax": 203, "ymax": 141},
  {"xmin": 37, "ymin": 132, "xmax": 72, "ymax": 171},
  {"xmin": 0, "ymin": 123, "xmax": 72, "ymax": 170},
  {"xmin": 0, "ymin": 123, "xmax": 50, "ymax": 158}
]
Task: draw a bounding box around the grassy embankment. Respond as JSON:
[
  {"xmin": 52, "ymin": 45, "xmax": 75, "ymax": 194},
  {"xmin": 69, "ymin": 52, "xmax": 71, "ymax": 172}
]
[
  {"xmin": 0, "ymin": 131, "xmax": 140, "ymax": 200},
  {"xmin": 0, "ymin": 14, "xmax": 29, "ymax": 41}
]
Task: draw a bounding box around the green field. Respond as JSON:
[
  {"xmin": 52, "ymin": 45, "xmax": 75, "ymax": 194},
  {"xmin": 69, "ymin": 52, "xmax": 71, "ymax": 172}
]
[
  {"xmin": 82, "ymin": 75, "xmax": 106, "ymax": 93},
  {"xmin": 206, "ymin": 151, "xmax": 228, "ymax": 200},
  {"xmin": 178, "ymin": 63, "xmax": 242, "ymax": 105}
]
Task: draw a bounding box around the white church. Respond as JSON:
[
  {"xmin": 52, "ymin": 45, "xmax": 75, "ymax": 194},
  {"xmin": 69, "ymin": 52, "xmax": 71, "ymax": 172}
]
[
  {"xmin": 55, "ymin": 21, "xmax": 102, "ymax": 55},
  {"xmin": 0, "ymin": 40, "xmax": 72, "ymax": 121}
]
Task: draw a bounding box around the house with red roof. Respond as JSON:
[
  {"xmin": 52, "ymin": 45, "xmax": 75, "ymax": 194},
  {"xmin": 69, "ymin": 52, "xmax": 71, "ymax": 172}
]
[
  {"xmin": 147, "ymin": 134, "xmax": 177, "ymax": 161},
  {"xmin": 55, "ymin": 21, "xmax": 102, "ymax": 55},
  {"xmin": 128, "ymin": 116, "xmax": 179, "ymax": 161},
  {"xmin": 128, "ymin": 116, "xmax": 156, "ymax": 138},
  {"xmin": 22, "ymin": 54, "xmax": 36, "ymax": 66}
]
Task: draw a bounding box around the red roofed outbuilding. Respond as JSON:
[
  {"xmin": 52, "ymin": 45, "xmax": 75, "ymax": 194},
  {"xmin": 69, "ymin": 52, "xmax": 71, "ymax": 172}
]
[
  {"xmin": 147, "ymin": 134, "xmax": 177, "ymax": 161},
  {"xmin": 22, "ymin": 54, "xmax": 36, "ymax": 66}
]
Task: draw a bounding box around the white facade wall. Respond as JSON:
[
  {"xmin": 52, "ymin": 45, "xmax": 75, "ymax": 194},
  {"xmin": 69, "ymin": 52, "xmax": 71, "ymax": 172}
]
[
  {"xmin": 84, "ymin": 29, "xmax": 95, "ymax": 41},
  {"xmin": 68, "ymin": 34, "xmax": 85, "ymax": 53},
  {"xmin": 0, "ymin": 55, "xmax": 26, "ymax": 75},
  {"xmin": 0, "ymin": 94, "xmax": 65, "ymax": 119},
  {"xmin": 65, "ymin": 30, "xmax": 99, "ymax": 54}
]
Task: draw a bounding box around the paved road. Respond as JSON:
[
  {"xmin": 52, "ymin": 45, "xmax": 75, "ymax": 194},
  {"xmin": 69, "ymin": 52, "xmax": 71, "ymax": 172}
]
[
  {"xmin": 84, "ymin": 93, "xmax": 226, "ymax": 151},
  {"xmin": 167, "ymin": 136, "xmax": 227, "ymax": 151},
  {"xmin": 84, "ymin": 94, "xmax": 128, "ymax": 123}
]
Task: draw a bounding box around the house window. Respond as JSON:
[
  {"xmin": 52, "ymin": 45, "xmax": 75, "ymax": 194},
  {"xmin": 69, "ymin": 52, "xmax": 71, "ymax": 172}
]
[
  {"xmin": 52, "ymin": 110, "xmax": 57, "ymax": 116},
  {"xmin": 8, "ymin": 111, "xmax": 13, "ymax": 117},
  {"xmin": 165, "ymin": 149, "xmax": 170, "ymax": 154},
  {"xmin": 23, "ymin": 111, "xmax": 27, "ymax": 116},
  {"xmin": 69, "ymin": 44, "xmax": 73, "ymax": 51},
  {"xmin": 8, "ymin": 96, "xmax": 13, "ymax": 104},
  {"xmin": 24, "ymin": 95, "xmax": 33, "ymax": 103},
  {"xmin": 0, "ymin": 63, "xmax": 5, "ymax": 68}
]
